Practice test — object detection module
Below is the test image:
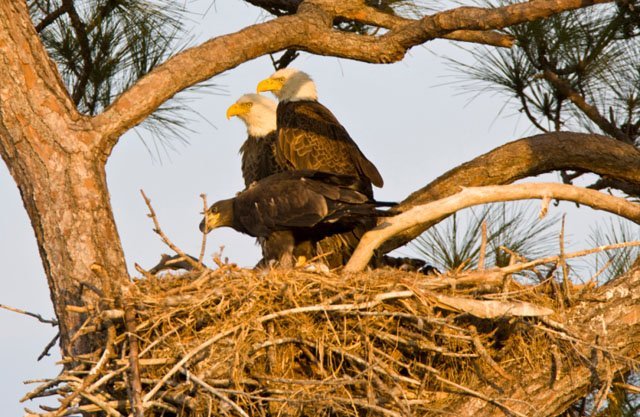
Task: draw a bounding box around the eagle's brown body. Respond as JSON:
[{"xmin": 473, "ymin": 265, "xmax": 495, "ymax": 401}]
[{"xmin": 276, "ymin": 100, "xmax": 383, "ymax": 197}]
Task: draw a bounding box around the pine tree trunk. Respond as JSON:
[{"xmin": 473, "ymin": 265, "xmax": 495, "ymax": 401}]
[{"xmin": 0, "ymin": 2, "xmax": 129, "ymax": 357}]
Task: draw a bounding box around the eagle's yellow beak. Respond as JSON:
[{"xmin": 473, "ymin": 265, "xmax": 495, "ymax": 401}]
[
  {"xmin": 256, "ymin": 77, "xmax": 284, "ymax": 93},
  {"xmin": 199, "ymin": 212, "xmax": 221, "ymax": 233},
  {"xmin": 226, "ymin": 103, "xmax": 247, "ymax": 120}
]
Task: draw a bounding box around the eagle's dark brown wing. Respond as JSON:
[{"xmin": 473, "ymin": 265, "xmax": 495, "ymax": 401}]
[
  {"xmin": 239, "ymin": 131, "xmax": 284, "ymax": 187},
  {"xmin": 233, "ymin": 171, "xmax": 386, "ymax": 238},
  {"xmin": 276, "ymin": 101, "xmax": 383, "ymax": 193}
]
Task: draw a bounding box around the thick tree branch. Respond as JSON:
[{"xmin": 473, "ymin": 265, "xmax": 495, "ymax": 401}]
[
  {"xmin": 345, "ymin": 183, "xmax": 640, "ymax": 272},
  {"xmin": 331, "ymin": 2, "xmax": 514, "ymax": 47},
  {"xmin": 92, "ymin": 0, "xmax": 612, "ymax": 154},
  {"xmin": 380, "ymin": 132, "xmax": 640, "ymax": 253}
]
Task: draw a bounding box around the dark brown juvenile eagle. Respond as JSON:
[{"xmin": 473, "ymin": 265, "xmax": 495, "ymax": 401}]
[
  {"xmin": 256, "ymin": 68, "xmax": 383, "ymax": 198},
  {"xmin": 199, "ymin": 171, "xmax": 394, "ymax": 268},
  {"xmin": 226, "ymin": 94, "xmax": 284, "ymax": 187}
]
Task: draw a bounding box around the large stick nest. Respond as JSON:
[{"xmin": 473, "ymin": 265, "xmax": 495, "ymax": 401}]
[{"xmin": 24, "ymin": 265, "xmax": 594, "ymax": 417}]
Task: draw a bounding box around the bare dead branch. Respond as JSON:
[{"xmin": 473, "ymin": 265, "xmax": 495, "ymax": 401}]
[
  {"xmin": 345, "ymin": 183, "xmax": 640, "ymax": 272},
  {"xmin": 500, "ymin": 241, "xmax": 640, "ymax": 275},
  {"xmin": 38, "ymin": 332, "xmax": 60, "ymax": 361},
  {"xmin": 0, "ymin": 304, "xmax": 58, "ymax": 326},
  {"xmin": 198, "ymin": 194, "xmax": 208, "ymax": 264},
  {"xmin": 139, "ymin": 190, "xmax": 203, "ymax": 271},
  {"xmin": 559, "ymin": 215, "xmax": 571, "ymax": 305}
]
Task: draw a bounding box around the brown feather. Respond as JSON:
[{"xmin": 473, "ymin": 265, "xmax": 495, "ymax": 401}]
[
  {"xmin": 240, "ymin": 131, "xmax": 284, "ymax": 187},
  {"xmin": 276, "ymin": 100, "xmax": 384, "ymax": 194}
]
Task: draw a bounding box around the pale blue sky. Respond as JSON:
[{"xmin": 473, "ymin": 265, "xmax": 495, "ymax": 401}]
[{"xmin": 0, "ymin": 2, "xmax": 627, "ymax": 414}]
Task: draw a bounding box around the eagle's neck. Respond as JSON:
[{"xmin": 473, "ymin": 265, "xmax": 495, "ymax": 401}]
[
  {"xmin": 280, "ymin": 78, "xmax": 318, "ymax": 102},
  {"xmin": 244, "ymin": 111, "xmax": 276, "ymax": 137}
]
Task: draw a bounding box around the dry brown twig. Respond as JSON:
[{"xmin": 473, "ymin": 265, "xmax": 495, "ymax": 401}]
[
  {"xmin": 559, "ymin": 215, "xmax": 571, "ymax": 305},
  {"xmin": 198, "ymin": 193, "xmax": 208, "ymax": 264},
  {"xmin": 140, "ymin": 189, "xmax": 203, "ymax": 272},
  {"xmin": 478, "ymin": 220, "xmax": 487, "ymax": 271},
  {"xmin": 123, "ymin": 286, "xmax": 144, "ymax": 417},
  {"xmin": 49, "ymin": 323, "xmax": 117, "ymax": 417},
  {"xmin": 0, "ymin": 304, "xmax": 58, "ymax": 326},
  {"xmin": 37, "ymin": 332, "xmax": 60, "ymax": 361}
]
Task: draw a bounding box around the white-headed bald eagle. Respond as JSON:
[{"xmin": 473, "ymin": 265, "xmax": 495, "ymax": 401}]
[
  {"xmin": 226, "ymin": 94, "xmax": 285, "ymax": 187},
  {"xmin": 256, "ymin": 68, "xmax": 383, "ymax": 198}
]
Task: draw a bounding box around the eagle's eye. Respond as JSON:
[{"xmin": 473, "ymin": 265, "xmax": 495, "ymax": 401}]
[{"xmin": 243, "ymin": 102, "xmax": 253, "ymax": 109}]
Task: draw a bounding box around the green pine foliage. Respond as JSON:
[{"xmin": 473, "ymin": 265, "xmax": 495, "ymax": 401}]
[
  {"xmin": 412, "ymin": 201, "xmax": 561, "ymax": 277},
  {"xmin": 449, "ymin": 1, "xmax": 640, "ymax": 142},
  {"xmin": 587, "ymin": 219, "xmax": 640, "ymax": 283},
  {"xmin": 28, "ymin": 0, "xmax": 212, "ymax": 152}
]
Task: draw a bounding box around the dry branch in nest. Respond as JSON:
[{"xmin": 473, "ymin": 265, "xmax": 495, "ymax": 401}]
[
  {"xmin": 21, "ymin": 252, "xmax": 640, "ymax": 417},
  {"xmin": 346, "ymin": 182, "xmax": 640, "ymax": 272}
]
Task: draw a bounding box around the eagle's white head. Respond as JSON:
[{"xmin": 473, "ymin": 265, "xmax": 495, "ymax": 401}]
[
  {"xmin": 226, "ymin": 94, "xmax": 277, "ymax": 137},
  {"xmin": 256, "ymin": 68, "xmax": 318, "ymax": 102}
]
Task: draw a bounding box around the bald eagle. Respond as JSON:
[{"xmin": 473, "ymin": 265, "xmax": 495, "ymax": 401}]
[
  {"xmin": 199, "ymin": 171, "xmax": 393, "ymax": 267},
  {"xmin": 256, "ymin": 68, "xmax": 383, "ymax": 198},
  {"xmin": 226, "ymin": 94, "xmax": 284, "ymax": 187}
]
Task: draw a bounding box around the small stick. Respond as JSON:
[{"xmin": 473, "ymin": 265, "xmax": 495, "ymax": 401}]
[
  {"xmin": 500, "ymin": 241, "xmax": 640, "ymax": 275},
  {"xmin": 139, "ymin": 189, "xmax": 202, "ymax": 271},
  {"xmin": 51, "ymin": 323, "xmax": 117, "ymax": 417},
  {"xmin": 478, "ymin": 220, "xmax": 487, "ymax": 271},
  {"xmin": 613, "ymin": 382, "xmax": 640, "ymax": 394},
  {"xmin": 559, "ymin": 215, "xmax": 571, "ymax": 305},
  {"xmin": 134, "ymin": 263, "xmax": 155, "ymax": 280},
  {"xmin": 0, "ymin": 304, "xmax": 58, "ymax": 326},
  {"xmin": 38, "ymin": 332, "xmax": 60, "ymax": 361},
  {"xmin": 183, "ymin": 369, "xmax": 250, "ymax": 417},
  {"xmin": 123, "ymin": 287, "xmax": 145, "ymax": 417},
  {"xmin": 589, "ymin": 257, "xmax": 614, "ymax": 283},
  {"xmin": 469, "ymin": 326, "xmax": 512, "ymax": 381},
  {"xmin": 539, "ymin": 196, "xmax": 551, "ymax": 219},
  {"xmin": 21, "ymin": 378, "xmax": 65, "ymax": 402},
  {"xmin": 78, "ymin": 390, "xmax": 124, "ymax": 417},
  {"xmin": 199, "ymin": 193, "xmax": 208, "ymax": 264}
]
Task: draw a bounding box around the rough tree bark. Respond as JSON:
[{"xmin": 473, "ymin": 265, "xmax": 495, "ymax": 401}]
[
  {"xmin": 0, "ymin": 3, "xmax": 129, "ymax": 356},
  {"xmin": 0, "ymin": 0, "xmax": 629, "ymax": 379}
]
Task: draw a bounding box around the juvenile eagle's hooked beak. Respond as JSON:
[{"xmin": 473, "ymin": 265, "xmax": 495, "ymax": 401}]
[{"xmin": 199, "ymin": 211, "xmax": 221, "ymax": 233}]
